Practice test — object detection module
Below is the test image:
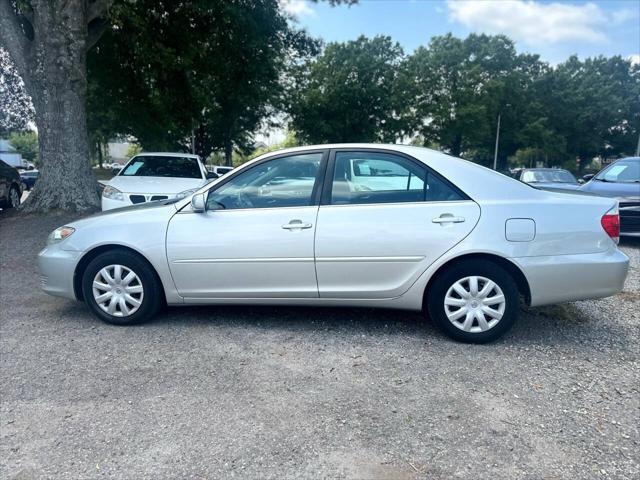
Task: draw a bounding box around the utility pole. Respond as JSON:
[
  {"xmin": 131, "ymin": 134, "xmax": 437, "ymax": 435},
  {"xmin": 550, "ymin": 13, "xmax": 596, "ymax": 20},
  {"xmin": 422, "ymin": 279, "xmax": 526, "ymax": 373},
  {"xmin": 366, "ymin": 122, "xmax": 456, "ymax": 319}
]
[
  {"xmin": 493, "ymin": 113, "xmax": 501, "ymax": 170},
  {"xmin": 636, "ymin": 131, "xmax": 640, "ymax": 157}
]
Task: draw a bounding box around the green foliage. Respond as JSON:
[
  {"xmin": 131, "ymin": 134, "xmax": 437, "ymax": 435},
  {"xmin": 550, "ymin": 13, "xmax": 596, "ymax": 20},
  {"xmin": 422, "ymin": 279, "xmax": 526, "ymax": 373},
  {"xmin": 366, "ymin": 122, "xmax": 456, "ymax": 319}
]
[
  {"xmin": 287, "ymin": 35, "xmax": 407, "ymax": 144},
  {"xmin": 125, "ymin": 143, "xmax": 142, "ymax": 159},
  {"xmin": 0, "ymin": 48, "xmax": 34, "ymax": 136},
  {"xmin": 536, "ymin": 55, "xmax": 640, "ymax": 169},
  {"xmin": 88, "ymin": 0, "xmax": 319, "ymax": 165},
  {"xmin": 8, "ymin": 130, "xmax": 38, "ymax": 163},
  {"xmin": 249, "ymin": 130, "xmax": 303, "ymax": 159},
  {"xmin": 402, "ymin": 34, "xmax": 548, "ymax": 168}
]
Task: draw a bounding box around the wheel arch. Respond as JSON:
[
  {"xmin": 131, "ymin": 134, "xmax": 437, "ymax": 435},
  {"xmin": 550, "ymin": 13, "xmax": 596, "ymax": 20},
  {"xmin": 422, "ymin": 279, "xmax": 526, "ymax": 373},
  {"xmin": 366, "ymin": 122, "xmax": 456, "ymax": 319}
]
[
  {"xmin": 73, "ymin": 244, "xmax": 165, "ymax": 303},
  {"xmin": 423, "ymin": 252, "xmax": 531, "ymax": 307}
]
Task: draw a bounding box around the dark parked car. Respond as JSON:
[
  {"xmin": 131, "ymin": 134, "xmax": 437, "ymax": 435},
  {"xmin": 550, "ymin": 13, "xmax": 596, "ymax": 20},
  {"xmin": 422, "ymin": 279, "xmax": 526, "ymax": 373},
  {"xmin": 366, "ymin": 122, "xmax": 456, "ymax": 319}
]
[
  {"xmin": 19, "ymin": 169, "xmax": 39, "ymax": 190},
  {"xmin": 580, "ymin": 157, "xmax": 640, "ymax": 237},
  {"xmin": 0, "ymin": 159, "xmax": 24, "ymax": 209},
  {"xmin": 515, "ymin": 168, "xmax": 580, "ymax": 191}
]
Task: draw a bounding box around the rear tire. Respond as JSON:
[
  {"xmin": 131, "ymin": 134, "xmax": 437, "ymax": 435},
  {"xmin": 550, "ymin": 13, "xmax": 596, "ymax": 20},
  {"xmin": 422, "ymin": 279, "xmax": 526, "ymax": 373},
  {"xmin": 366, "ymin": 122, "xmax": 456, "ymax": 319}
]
[
  {"xmin": 427, "ymin": 259, "xmax": 519, "ymax": 343},
  {"xmin": 82, "ymin": 250, "xmax": 163, "ymax": 325}
]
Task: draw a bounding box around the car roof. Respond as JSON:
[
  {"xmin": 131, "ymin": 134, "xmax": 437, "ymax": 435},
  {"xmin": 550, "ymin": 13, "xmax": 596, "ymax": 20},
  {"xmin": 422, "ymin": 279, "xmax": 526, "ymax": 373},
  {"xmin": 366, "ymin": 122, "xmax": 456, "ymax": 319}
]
[{"xmin": 134, "ymin": 152, "xmax": 200, "ymax": 159}]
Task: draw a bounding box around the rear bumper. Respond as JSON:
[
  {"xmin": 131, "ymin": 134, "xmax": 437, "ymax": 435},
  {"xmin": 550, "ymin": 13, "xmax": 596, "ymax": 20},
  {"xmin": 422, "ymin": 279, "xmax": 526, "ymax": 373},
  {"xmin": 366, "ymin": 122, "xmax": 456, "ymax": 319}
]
[
  {"xmin": 38, "ymin": 244, "xmax": 83, "ymax": 300},
  {"xmin": 514, "ymin": 248, "xmax": 629, "ymax": 307}
]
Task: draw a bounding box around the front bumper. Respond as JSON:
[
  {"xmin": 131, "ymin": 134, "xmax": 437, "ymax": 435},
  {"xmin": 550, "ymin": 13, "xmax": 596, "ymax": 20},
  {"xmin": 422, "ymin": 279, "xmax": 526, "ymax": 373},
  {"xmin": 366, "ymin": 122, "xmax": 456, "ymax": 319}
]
[
  {"xmin": 38, "ymin": 244, "xmax": 83, "ymax": 300},
  {"xmin": 514, "ymin": 247, "xmax": 630, "ymax": 307}
]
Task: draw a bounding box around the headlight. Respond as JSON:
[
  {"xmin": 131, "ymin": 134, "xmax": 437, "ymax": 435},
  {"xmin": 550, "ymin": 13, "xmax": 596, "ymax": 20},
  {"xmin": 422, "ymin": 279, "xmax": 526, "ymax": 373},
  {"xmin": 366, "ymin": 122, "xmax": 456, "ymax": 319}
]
[
  {"xmin": 102, "ymin": 185, "xmax": 124, "ymax": 201},
  {"xmin": 48, "ymin": 226, "xmax": 75, "ymax": 244},
  {"xmin": 175, "ymin": 188, "xmax": 198, "ymax": 200}
]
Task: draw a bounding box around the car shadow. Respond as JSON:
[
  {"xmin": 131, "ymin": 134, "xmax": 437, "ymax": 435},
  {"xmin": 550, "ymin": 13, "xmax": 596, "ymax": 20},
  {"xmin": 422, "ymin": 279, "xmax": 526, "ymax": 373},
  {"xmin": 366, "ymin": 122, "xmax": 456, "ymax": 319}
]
[
  {"xmin": 49, "ymin": 291, "xmax": 634, "ymax": 349},
  {"xmin": 136, "ymin": 299, "xmax": 633, "ymax": 349}
]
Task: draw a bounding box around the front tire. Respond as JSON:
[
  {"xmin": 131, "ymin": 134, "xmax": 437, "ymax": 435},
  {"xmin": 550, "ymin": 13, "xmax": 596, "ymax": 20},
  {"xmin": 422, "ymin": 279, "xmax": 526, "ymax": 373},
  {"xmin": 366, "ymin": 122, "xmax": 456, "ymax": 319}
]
[
  {"xmin": 82, "ymin": 250, "xmax": 163, "ymax": 325},
  {"xmin": 427, "ymin": 260, "xmax": 519, "ymax": 343}
]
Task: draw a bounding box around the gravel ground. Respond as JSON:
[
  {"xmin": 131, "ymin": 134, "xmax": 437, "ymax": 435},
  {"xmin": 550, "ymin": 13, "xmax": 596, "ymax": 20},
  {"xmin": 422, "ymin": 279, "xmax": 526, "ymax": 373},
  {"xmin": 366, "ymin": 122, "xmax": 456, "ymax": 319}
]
[{"xmin": 1, "ymin": 212, "xmax": 638, "ymax": 480}]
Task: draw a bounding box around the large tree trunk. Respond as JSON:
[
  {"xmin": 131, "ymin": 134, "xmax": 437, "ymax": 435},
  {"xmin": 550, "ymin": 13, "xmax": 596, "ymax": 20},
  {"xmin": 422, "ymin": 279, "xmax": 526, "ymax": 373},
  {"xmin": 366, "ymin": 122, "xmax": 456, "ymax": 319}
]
[
  {"xmin": 20, "ymin": 1, "xmax": 100, "ymax": 212},
  {"xmin": 0, "ymin": 0, "xmax": 109, "ymax": 213}
]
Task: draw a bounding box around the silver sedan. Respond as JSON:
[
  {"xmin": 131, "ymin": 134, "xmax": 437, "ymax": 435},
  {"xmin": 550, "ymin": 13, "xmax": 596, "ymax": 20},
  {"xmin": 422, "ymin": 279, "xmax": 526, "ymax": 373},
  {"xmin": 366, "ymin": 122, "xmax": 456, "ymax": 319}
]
[{"xmin": 38, "ymin": 144, "xmax": 629, "ymax": 343}]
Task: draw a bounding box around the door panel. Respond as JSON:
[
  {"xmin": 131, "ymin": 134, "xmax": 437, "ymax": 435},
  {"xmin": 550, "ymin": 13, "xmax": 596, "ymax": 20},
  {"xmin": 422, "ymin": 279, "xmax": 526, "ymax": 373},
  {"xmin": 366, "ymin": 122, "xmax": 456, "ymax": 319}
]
[
  {"xmin": 166, "ymin": 151, "xmax": 326, "ymax": 299},
  {"xmin": 167, "ymin": 207, "xmax": 319, "ymax": 298},
  {"xmin": 315, "ymin": 202, "xmax": 480, "ymax": 298}
]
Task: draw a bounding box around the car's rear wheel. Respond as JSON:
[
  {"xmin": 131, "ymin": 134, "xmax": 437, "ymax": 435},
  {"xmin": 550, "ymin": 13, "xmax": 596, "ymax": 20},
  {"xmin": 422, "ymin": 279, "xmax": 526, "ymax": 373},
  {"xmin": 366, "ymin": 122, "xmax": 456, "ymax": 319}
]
[
  {"xmin": 81, "ymin": 250, "xmax": 162, "ymax": 325},
  {"xmin": 427, "ymin": 259, "xmax": 519, "ymax": 343}
]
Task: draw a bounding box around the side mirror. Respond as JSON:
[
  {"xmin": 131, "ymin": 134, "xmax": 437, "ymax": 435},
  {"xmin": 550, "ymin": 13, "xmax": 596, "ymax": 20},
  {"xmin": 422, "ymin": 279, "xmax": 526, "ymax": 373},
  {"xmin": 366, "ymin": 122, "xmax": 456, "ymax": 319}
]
[
  {"xmin": 191, "ymin": 193, "xmax": 206, "ymax": 212},
  {"xmin": 582, "ymin": 174, "xmax": 594, "ymax": 182},
  {"xmin": 207, "ymin": 171, "xmax": 218, "ymax": 179}
]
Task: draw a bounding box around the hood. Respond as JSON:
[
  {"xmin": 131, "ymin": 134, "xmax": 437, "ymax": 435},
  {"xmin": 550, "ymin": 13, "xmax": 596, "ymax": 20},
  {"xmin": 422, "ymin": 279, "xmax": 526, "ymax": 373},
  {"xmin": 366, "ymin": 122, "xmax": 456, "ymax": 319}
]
[
  {"xmin": 107, "ymin": 175, "xmax": 206, "ymax": 194},
  {"xmin": 70, "ymin": 198, "xmax": 179, "ymax": 230},
  {"xmin": 580, "ymin": 180, "xmax": 640, "ymax": 199}
]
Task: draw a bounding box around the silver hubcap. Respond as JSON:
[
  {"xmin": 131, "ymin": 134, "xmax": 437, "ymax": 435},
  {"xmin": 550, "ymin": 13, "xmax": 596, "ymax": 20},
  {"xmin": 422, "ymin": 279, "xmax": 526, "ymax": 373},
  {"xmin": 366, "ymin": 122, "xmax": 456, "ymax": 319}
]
[
  {"xmin": 92, "ymin": 264, "xmax": 144, "ymax": 317},
  {"xmin": 10, "ymin": 188, "xmax": 19, "ymax": 207},
  {"xmin": 444, "ymin": 276, "xmax": 506, "ymax": 333}
]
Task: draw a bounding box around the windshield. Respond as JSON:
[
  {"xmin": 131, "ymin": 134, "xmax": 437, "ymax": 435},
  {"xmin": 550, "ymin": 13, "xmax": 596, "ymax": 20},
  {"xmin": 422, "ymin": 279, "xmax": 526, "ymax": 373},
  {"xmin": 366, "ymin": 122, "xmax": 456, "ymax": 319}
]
[
  {"xmin": 522, "ymin": 170, "xmax": 577, "ymax": 184},
  {"xmin": 595, "ymin": 159, "xmax": 640, "ymax": 183},
  {"xmin": 120, "ymin": 156, "xmax": 202, "ymax": 179}
]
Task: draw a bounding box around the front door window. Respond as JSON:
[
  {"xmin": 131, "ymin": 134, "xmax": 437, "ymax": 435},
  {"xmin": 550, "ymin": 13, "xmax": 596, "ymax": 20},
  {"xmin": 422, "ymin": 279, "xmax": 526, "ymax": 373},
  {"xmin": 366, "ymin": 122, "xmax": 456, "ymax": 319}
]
[{"xmin": 207, "ymin": 153, "xmax": 323, "ymax": 210}]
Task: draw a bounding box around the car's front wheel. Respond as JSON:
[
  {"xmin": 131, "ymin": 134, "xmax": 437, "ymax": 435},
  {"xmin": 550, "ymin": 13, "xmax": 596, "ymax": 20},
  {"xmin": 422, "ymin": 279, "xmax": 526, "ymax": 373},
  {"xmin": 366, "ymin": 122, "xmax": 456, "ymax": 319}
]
[
  {"xmin": 82, "ymin": 250, "xmax": 163, "ymax": 325},
  {"xmin": 427, "ymin": 259, "xmax": 519, "ymax": 343}
]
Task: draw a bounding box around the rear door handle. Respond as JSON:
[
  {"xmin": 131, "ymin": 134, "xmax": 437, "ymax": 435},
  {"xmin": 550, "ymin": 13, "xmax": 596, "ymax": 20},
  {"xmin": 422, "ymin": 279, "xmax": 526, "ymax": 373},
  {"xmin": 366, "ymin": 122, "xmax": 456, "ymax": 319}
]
[
  {"xmin": 282, "ymin": 220, "xmax": 313, "ymax": 230},
  {"xmin": 432, "ymin": 215, "xmax": 465, "ymax": 224}
]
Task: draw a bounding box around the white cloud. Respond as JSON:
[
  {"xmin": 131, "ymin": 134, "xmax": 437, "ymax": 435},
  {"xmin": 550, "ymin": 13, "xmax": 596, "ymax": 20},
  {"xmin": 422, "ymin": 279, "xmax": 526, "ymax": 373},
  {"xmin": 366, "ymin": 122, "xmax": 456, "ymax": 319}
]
[
  {"xmin": 629, "ymin": 54, "xmax": 640, "ymax": 65},
  {"xmin": 446, "ymin": 0, "xmax": 635, "ymax": 46},
  {"xmin": 280, "ymin": 0, "xmax": 315, "ymax": 17}
]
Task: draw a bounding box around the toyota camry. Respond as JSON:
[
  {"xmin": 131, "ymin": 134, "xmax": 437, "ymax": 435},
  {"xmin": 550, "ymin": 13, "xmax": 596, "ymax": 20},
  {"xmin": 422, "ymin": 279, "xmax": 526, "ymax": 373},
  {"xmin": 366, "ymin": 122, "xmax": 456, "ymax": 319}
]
[{"xmin": 38, "ymin": 145, "xmax": 629, "ymax": 343}]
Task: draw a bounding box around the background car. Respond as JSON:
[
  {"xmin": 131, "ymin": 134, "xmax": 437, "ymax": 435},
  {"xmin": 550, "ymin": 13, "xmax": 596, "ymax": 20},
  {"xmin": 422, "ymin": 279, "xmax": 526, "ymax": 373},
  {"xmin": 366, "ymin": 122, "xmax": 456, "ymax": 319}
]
[
  {"xmin": 580, "ymin": 157, "xmax": 640, "ymax": 237},
  {"xmin": 514, "ymin": 168, "xmax": 580, "ymax": 190},
  {"xmin": 209, "ymin": 165, "xmax": 234, "ymax": 176},
  {"xmin": 111, "ymin": 163, "xmax": 123, "ymax": 176},
  {"xmin": 101, "ymin": 152, "xmax": 217, "ymax": 210},
  {"xmin": 19, "ymin": 169, "xmax": 39, "ymax": 190},
  {"xmin": 0, "ymin": 160, "xmax": 24, "ymax": 209},
  {"xmin": 40, "ymin": 144, "xmax": 628, "ymax": 344}
]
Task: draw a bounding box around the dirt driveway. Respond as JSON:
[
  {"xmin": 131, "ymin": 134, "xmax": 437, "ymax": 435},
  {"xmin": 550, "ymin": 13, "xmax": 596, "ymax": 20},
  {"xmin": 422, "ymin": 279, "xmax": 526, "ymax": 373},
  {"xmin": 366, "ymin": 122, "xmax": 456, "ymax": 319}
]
[{"xmin": 1, "ymin": 212, "xmax": 638, "ymax": 479}]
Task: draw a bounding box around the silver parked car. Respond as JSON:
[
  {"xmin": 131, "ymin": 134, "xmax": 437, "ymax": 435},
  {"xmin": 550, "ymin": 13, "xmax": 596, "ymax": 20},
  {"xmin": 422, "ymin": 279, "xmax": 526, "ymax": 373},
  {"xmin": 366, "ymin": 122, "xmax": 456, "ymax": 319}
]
[{"xmin": 38, "ymin": 144, "xmax": 629, "ymax": 343}]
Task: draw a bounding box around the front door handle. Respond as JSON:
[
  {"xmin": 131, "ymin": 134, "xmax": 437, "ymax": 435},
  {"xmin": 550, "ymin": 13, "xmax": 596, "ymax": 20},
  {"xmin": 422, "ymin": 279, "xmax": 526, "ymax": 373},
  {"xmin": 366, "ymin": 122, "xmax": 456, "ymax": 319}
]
[
  {"xmin": 432, "ymin": 214, "xmax": 465, "ymax": 224},
  {"xmin": 282, "ymin": 219, "xmax": 313, "ymax": 230}
]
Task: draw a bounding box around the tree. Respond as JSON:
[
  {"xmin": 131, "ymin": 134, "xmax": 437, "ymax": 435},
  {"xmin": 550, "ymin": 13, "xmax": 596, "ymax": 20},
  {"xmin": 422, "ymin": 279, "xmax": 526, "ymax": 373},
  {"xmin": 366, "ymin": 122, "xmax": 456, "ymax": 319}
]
[
  {"xmin": 87, "ymin": 0, "xmax": 321, "ymax": 166},
  {"xmin": 403, "ymin": 34, "xmax": 546, "ymax": 168},
  {"xmin": 0, "ymin": 47, "xmax": 33, "ymax": 136},
  {"xmin": 8, "ymin": 131, "xmax": 38, "ymax": 163},
  {"xmin": 287, "ymin": 35, "xmax": 408, "ymax": 144},
  {"xmin": 537, "ymin": 56, "xmax": 640, "ymax": 170},
  {"xmin": 0, "ymin": 0, "xmax": 111, "ymax": 211}
]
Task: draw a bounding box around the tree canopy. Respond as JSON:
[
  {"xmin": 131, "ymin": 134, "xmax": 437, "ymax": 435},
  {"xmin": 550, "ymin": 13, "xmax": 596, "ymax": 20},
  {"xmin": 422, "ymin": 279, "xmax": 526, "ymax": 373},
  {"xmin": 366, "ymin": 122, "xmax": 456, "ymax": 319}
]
[
  {"xmin": 87, "ymin": 0, "xmax": 319, "ymax": 165},
  {"xmin": 287, "ymin": 35, "xmax": 407, "ymax": 144}
]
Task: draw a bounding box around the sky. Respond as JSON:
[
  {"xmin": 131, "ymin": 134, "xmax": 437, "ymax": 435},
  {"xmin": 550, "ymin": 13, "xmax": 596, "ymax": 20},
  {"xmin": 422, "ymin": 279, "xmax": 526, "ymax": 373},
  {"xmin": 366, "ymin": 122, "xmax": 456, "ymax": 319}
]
[{"xmin": 282, "ymin": 0, "xmax": 640, "ymax": 65}]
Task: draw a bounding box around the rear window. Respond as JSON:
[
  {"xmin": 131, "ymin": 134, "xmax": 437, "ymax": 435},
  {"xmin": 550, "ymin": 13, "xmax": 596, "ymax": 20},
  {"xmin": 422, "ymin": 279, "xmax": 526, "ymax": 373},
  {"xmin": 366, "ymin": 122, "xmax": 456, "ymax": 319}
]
[
  {"xmin": 522, "ymin": 170, "xmax": 577, "ymax": 183},
  {"xmin": 121, "ymin": 156, "xmax": 202, "ymax": 179}
]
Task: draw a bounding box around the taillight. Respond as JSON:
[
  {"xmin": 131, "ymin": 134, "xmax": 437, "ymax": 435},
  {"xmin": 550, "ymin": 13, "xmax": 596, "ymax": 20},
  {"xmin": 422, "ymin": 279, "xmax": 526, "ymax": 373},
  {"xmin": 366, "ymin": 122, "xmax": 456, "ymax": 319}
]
[{"xmin": 601, "ymin": 205, "xmax": 620, "ymax": 244}]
